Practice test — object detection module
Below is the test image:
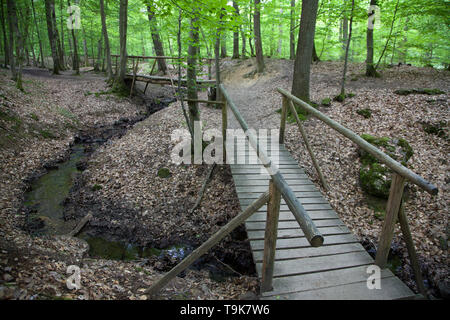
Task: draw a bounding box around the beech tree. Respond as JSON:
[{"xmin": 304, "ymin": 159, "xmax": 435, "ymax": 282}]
[{"xmin": 291, "ymin": 0, "xmax": 319, "ymax": 102}]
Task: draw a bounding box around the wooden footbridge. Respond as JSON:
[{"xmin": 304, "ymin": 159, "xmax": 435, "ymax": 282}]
[{"xmin": 146, "ymin": 84, "xmax": 438, "ymax": 300}]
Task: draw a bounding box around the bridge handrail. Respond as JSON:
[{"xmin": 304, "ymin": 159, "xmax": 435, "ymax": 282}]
[
  {"xmin": 277, "ymin": 87, "xmax": 438, "ymax": 195},
  {"xmin": 219, "ymin": 84, "xmax": 324, "ymax": 248}
]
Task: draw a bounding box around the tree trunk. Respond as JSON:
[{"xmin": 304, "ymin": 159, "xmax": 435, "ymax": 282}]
[
  {"xmin": 94, "ymin": 38, "xmax": 102, "ymax": 71},
  {"xmin": 312, "ymin": 42, "xmax": 320, "ymax": 62},
  {"xmin": 291, "ymin": 0, "xmax": 319, "ymax": 102},
  {"xmin": 147, "ymin": 3, "xmax": 167, "ymax": 74},
  {"xmin": 6, "ymin": 0, "xmax": 23, "ymax": 89},
  {"xmin": 342, "ymin": 0, "xmax": 348, "ymax": 60},
  {"xmin": 232, "ymin": 1, "xmax": 239, "ymax": 59},
  {"xmin": 67, "ymin": 0, "xmax": 79, "ymax": 74},
  {"xmin": 254, "ymin": 0, "xmax": 264, "ymax": 73},
  {"xmin": 99, "ymin": 0, "xmax": 112, "ymax": 79},
  {"xmin": 44, "ymin": 0, "xmax": 61, "ymax": 74},
  {"xmin": 31, "ymin": 0, "xmax": 44, "ymax": 68},
  {"xmin": 340, "ymin": 0, "xmax": 355, "ymax": 99},
  {"xmin": 365, "ymin": 0, "xmax": 379, "ymax": 77},
  {"xmin": 114, "ymin": 0, "xmax": 128, "ymax": 91},
  {"xmin": 277, "ymin": 9, "xmax": 283, "ymax": 56},
  {"xmin": 289, "ymin": 0, "xmax": 295, "ymax": 60},
  {"xmin": 187, "ymin": 13, "xmax": 200, "ymax": 132},
  {"xmin": 82, "ymin": 28, "xmax": 89, "ymax": 67},
  {"xmin": 220, "ymin": 32, "xmax": 227, "ymax": 58},
  {"xmin": 59, "ymin": 0, "xmax": 65, "ymax": 68},
  {"xmin": 0, "ymin": 0, "xmax": 9, "ymax": 67}
]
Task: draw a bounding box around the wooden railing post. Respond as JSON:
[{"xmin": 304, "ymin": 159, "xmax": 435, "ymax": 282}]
[
  {"xmin": 397, "ymin": 199, "xmax": 428, "ymax": 298},
  {"xmin": 375, "ymin": 173, "xmax": 406, "ymax": 268},
  {"xmin": 279, "ymin": 96, "xmax": 288, "ymax": 144},
  {"xmin": 261, "ymin": 179, "xmax": 282, "ymax": 292},
  {"xmin": 287, "ymin": 100, "xmax": 329, "ymax": 190},
  {"xmin": 222, "ymin": 98, "xmax": 227, "ymax": 164}
]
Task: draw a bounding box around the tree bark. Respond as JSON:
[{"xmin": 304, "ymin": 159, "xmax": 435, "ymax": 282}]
[
  {"xmin": 253, "ymin": 0, "xmax": 264, "ymax": 73},
  {"xmin": 31, "ymin": 0, "xmax": 44, "ymax": 68},
  {"xmin": 6, "ymin": 0, "xmax": 23, "ymax": 89},
  {"xmin": 277, "ymin": 9, "xmax": 283, "ymax": 56},
  {"xmin": 99, "ymin": 0, "xmax": 112, "ymax": 79},
  {"xmin": 44, "ymin": 0, "xmax": 61, "ymax": 74},
  {"xmin": 67, "ymin": 0, "xmax": 79, "ymax": 74},
  {"xmin": 289, "ymin": 0, "xmax": 296, "ymax": 60},
  {"xmin": 291, "ymin": 0, "xmax": 319, "ymax": 102},
  {"xmin": 220, "ymin": 32, "xmax": 227, "ymax": 58},
  {"xmin": 114, "ymin": 0, "xmax": 128, "ymax": 91},
  {"xmin": 147, "ymin": 3, "xmax": 167, "ymax": 74},
  {"xmin": 366, "ymin": 0, "xmax": 379, "ymax": 77},
  {"xmin": 342, "ymin": 0, "xmax": 348, "ymax": 60},
  {"xmin": 340, "ymin": 0, "xmax": 355, "ymax": 98},
  {"xmin": 187, "ymin": 12, "xmax": 200, "ymax": 132},
  {"xmin": 232, "ymin": 1, "xmax": 239, "ymax": 59},
  {"xmin": 94, "ymin": 38, "xmax": 102, "ymax": 71},
  {"xmin": 0, "ymin": 0, "xmax": 9, "ymax": 67},
  {"xmin": 59, "ymin": 0, "xmax": 65, "ymax": 68}
]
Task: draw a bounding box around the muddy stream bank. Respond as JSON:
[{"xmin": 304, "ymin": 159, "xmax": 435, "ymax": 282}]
[{"xmin": 20, "ymin": 93, "xmax": 256, "ymax": 283}]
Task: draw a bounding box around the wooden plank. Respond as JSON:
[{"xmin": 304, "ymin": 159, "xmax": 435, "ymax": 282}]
[
  {"xmin": 255, "ymin": 251, "xmax": 374, "ymax": 278},
  {"xmin": 250, "ymin": 234, "xmax": 359, "ymax": 251},
  {"xmin": 261, "ymin": 265, "xmax": 396, "ymax": 297},
  {"xmin": 247, "ymin": 210, "xmax": 339, "ymax": 222},
  {"xmin": 240, "ymin": 197, "xmax": 329, "ymax": 205},
  {"xmin": 245, "ymin": 219, "xmax": 345, "ymax": 230},
  {"xmin": 239, "ymin": 191, "xmax": 323, "ymax": 198},
  {"xmin": 232, "ymin": 164, "xmax": 302, "ymax": 169},
  {"xmin": 232, "ymin": 173, "xmax": 309, "ymax": 180},
  {"xmin": 248, "ymin": 226, "xmax": 351, "ymax": 241},
  {"xmin": 236, "ymin": 185, "xmax": 320, "ymax": 193},
  {"xmin": 263, "ymin": 276, "xmax": 414, "ymax": 300},
  {"xmin": 232, "ymin": 168, "xmax": 305, "ymax": 175},
  {"xmin": 252, "ymin": 243, "xmax": 366, "ymax": 262},
  {"xmin": 240, "ymin": 203, "xmax": 332, "ymax": 211}
]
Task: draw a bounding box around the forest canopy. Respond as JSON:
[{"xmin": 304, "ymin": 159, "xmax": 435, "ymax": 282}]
[{"xmin": 1, "ymin": 0, "xmax": 449, "ymax": 72}]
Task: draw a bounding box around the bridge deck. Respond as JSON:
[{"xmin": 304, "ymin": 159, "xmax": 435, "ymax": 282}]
[{"xmin": 230, "ymin": 138, "xmax": 414, "ymax": 300}]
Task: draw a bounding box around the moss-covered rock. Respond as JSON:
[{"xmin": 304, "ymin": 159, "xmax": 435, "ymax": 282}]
[
  {"xmin": 358, "ymin": 134, "xmax": 413, "ymax": 198},
  {"xmin": 157, "ymin": 168, "xmax": 171, "ymax": 178},
  {"xmin": 356, "ymin": 108, "xmax": 372, "ymax": 118},
  {"xmin": 321, "ymin": 98, "xmax": 331, "ymax": 107},
  {"xmin": 421, "ymin": 120, "xmax": 447, "ymax": 138}
]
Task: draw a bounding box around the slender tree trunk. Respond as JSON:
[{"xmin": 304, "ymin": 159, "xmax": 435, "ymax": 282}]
[
  {"xmin": 366, "ymin": 0, "xmax": 379, "ymax": 77},
  {"xmin": 6, "ymin": 0, "xmax": 23, "ymax": 89},
  {"xmin": 94, "ymin": 38, "xmax": 102, "ymax": 71},
  {"xmin": 289, "ymin": 0, "xmax": 296, "ymax": 60},
  {"xmin": 45, "ymin": 0, "xmax": 60, "ymax": 74},
  {"xmin": 0, "ymin": 0, "xmax": 9, "ymax": 67},
  {"xmin": 99, "ymin": 0, "xmax": 112, "ymax": 79},
  {"xmin": 340, "ymin": 0, "xmax": 355, "ymax": 99},
  {"xmin": 291, "ymin": 0, "xmax": 319, "ymax": 102},
  {"xmin": 67, "ymin": 0, "xmax": 79, "ymax": 74},
  {"xmin": 376, "ymin": 0, "xmax": 399, "ymax": 69},
  {"xmin": 277, "ymin": 9, "xmax": 283, "ymax": 56},
  {"xmin": 114, "ymin": 0, "xmax": 128, "ymax": 91},
  {"xmin": 342, "ymin": 0, "xmax": 348, "ymax": 60},
  {"xmin": 232, "ymin": 1, "xmax": 240, "ymax": 59},
  {"xmin": 31, "ymin": 0, "xmax": 44, "ymax": 68},
  {"xmin": 52, "ymin": 1, "xmax": 64, "ymax": 69},
  {"xmin": 187, "ymin": 12, "xmax": 200, "ymax": 131},
  {"xmin": 59, "ymin": 0, "xmax": 65, "ymax": 68},
  {"xmin": 147, "ymin": 3, "xmax": 167, "ymax": 74},
  {"xmin": 254, "ymin": 0, "xmax": 264, "ymax": 73},
  {"xmin": 82, "ymin": 27, "xmax": 89, "ymax": 67},
  {"xmin": 241, "ymin": 27, "xmax": 246, "ymax": 58},
  {"xmin": 221, "ymin": 32, "xmax": 227, "ymax": 58}
]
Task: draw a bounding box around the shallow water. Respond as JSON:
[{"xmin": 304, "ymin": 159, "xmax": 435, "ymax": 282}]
[{"xmin": 24, "ymin": 144, "xmax": 85, "ymax": 235}]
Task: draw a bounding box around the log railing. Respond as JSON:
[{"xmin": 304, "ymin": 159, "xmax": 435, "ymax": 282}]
[
  {"xmin": 146, "ymin": 85, "xmax": 324, "ymax": 297},
  {"xmin": 277, "ymin": 87, "xmax": 438, "ymax": 298}
]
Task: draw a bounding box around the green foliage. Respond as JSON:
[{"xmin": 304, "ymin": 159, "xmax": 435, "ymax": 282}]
[{"xmin": 356, "ymin": 108, "xmax": 372, "ymax": 118}]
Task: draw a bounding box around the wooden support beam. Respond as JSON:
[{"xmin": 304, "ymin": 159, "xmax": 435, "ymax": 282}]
[
  {"xmin": 279, "ymin": 96, "xmax": 288, "ymax": 144},
  {"xmin": 261, "ymin": 180, "xmax": 282, "ymax": 292},
  {"xmin": 146, "ymin": 191, "xmax": 270, "ymax": 297},
  {"xmin": 375, "ymin": 173, "xmax": 406, "ymax": 268},
  {"xmin": 130, "ymin": 58, "xmax": 139, "ymax": 97},
  {"xmin": 185, "ymin": 99, "xmax": 224, "ymax": 105},
  {"xmin": 287, "ymin": 100, "xmax": 329, "ymax": 191},
  {"xmin": 149, "ymin": 59, "xmax": 157, "ymax": 75},
  {"xmin": 397, "ymin": 199, "xmax": 428, "ymax": 298},
  {"xmin": 222, "ymin": 99, "xmax": 227, "ymax": 163}
]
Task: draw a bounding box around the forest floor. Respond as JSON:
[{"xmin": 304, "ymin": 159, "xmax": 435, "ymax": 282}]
[
  {"xmin": 0, "ymin": 58, "xmax": 448, "ymax": 300},
  {"xmin": 222, "ymin": 57, "xmax": 449, "ymax": 298}
]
